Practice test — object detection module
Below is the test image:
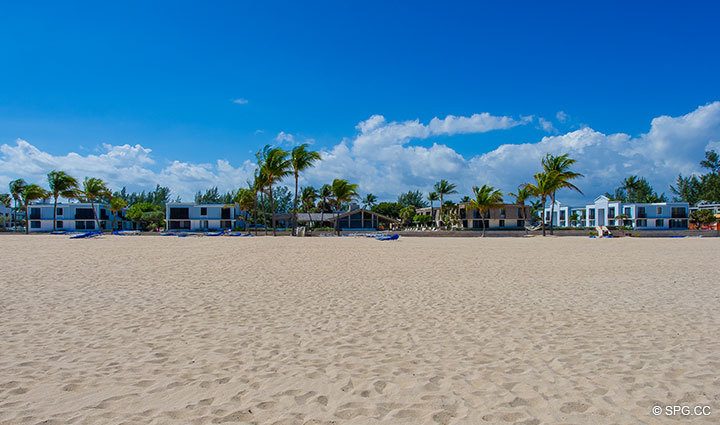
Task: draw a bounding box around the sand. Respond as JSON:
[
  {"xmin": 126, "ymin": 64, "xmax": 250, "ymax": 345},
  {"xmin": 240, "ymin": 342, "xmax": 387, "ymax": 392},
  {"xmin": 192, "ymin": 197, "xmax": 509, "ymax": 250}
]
[{"xmin": 0, "ymin": 235, "xmax": 718, "ymax": 425}]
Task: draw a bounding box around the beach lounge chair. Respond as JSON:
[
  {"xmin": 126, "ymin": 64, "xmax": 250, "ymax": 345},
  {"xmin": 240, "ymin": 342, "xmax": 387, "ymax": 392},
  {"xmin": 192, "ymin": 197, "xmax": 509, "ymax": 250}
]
[
  {"xmin": 524, "ymin": 224, "xmax": 543, "ymax": 232},
  {"xmin": 226, "ymin": 232, "xmax": 253, "ymax": 237},
  {"xmin": 204, "ymin": 231, "xmax": 225, "ymax": 237}
]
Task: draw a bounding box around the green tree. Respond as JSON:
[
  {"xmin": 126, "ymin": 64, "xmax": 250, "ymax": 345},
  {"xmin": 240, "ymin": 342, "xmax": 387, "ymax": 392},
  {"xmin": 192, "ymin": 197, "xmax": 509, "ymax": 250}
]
[
  {"xmin": 397, "ymin": 190, "xmax": 428, "ymax": 209},
  {"xmin": 399, "ymin": 206, "xmax": 415, "ymax": 227},
  {"xmin": 80, "ymin": 177, "xmax": 111, "ymax": 231},
  {"xmin": 0, "ymin": 193, "xmax": 11, "ymax": 230},
  {"xmin": 371, "ymin": 202, "xmax": 403, "ymax": 219},
  {"xmin": 523, "ymin": 171, "xmax": 558, "ymax": 236},
  {"xmin": 509, "ymin": 185, "xmax": 533, "ymax": 228},
  {"xmin": 235, "ymin": 187, "xmax": 256, "ymax": 231},
  {"xmin": 427, "ymin": 192, "xmax": 439, "ymax": 227},
  {"xmin": 22, "ymin": 184, "xmax": 50, "ymax": 234},
  {"xmin": 290, "ymin": 144, "xmax": 321, "ymax": 235},
  {"xmin": 606, "ymin": 175, "xmax": 666, "ymax": 203},
  {"xmin": 331, "ymin": 179, "xmax": 359, "ymax": 234},
  {"xmin": 109, "ymin": 196, "xmax": 128, "ymax": 230},
  {"xmin": 9, "ymin": 179, "xmax": 27, "ymax": 230},
  {"xmin": 361, "ymin": 193, "xmax": 377, "ymax": 209},
  {"xmin": 433, "ymin": 179, "xmax": 457, "ymax": 227},
  {"xmin": 126, "ymin": 202, "xmax": 164, "ymax": 230},
  {"xmin": 690, "ymin": 209, "xmax": 717, "ymax": 230},
  {"xmin": 542, "ymin": 153, "xmax": 583, "ymax": 235},
  {"xmin": 700, "ymin": 150, "xmax": 720, "ymax": 174},
  {"xmin": 318, "ymin": 184, "xmax": 333, "ymax": 225},
  {"xmin": 47, "ymin": 170, "xmax": 79, "ymax": 231},
  {"xmin": 261, "ymin": 147, "xmax": 292, "ymax": 236},
  {"xmin": 468, "ymin": 185, "xmax": 504, "ymax": 236},
  {"xmin": 301, "ymin": 186, "xmax": 318, "ymax": 214}
]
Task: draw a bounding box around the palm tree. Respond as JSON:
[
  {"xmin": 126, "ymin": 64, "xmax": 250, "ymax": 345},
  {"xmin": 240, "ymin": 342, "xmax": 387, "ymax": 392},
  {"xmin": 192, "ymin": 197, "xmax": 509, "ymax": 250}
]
[
  {"xmin": 468, "ymin": 185, "xmax": 504, "ymax": 237},
  {"xmin": 47, "ymin": 170, "xmax": 79, "ymax": 231},
  {"xmin": 318, "ymin": 184, "xmax": 332, "ymax": 227},
  {"xmin": 261, "ymin": 147, "xmax": 292, "ymax": 236},
  {"xmin": 290, "ymin": 144, "xmax": 321, "ymax": 235},
  {"xmin": 523, "ymin": 172, "xmax": 558, "ymax": 236},
  {"xmin": 9, "ymin": 179, "xmax": 27, "ymax": 231},
  {"xmin": 542, "ymin": 153, "xmax": 583, "ymax": 235},
  {"xmin": 301, "ymin": 186, "xmax": 318, "ymax": 214},
  {"xmin": 427, "ymin": 192, "xmax": 439, "ymax": 227},
  {"xmin": 433, "ymin": 180, "xmax": 457, "ymax": 228},
  {"xmin": 361, "ymin": 193, "xmax": 377, "ymax": 209},
  {"xmin": 22, "ymin": 184, "xmax": 50, "ymax": 234},
  {"xmin": 109, "ymin": 196, "xmax": 128, "ymax": 230},
  {"xmin": 80, "ymin": 177, "xmax": 111, "ymax": 231},
  {"xmin": 234, "ymin": 187, "xmax": 256, "ymax": 231},
  {"xmin": 331, "ymin": 179, "xmax": 358, "ymax": 235},
  {"xmin": 509, "ymin": 185, "xmax": 533, "ymax": 229}
]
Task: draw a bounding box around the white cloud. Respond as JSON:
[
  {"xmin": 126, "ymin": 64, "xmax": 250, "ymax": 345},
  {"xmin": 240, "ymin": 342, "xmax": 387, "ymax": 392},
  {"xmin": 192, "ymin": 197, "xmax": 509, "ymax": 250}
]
[
  {"xmin": 556, "ymin": 111, "xmax": 569, "ymax": 122},
  {"xmin": 232, "ymin": 98, "xmax": 249, "ymax": 105},
  {"xmin": 274, "ymin": 131, "xmax": 295, "ymax": 144},
  {"xmin": 538, "ymin": 117, "xmax": 557, "ymax": 133},
  {"xmin": 1, "ymin": 105, "xmax": 718, "ymax": 204}
]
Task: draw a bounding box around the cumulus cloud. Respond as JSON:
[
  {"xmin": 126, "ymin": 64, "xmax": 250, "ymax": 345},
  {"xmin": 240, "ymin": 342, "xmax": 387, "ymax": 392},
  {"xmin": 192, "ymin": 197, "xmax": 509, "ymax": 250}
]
[
  {"xmin": 556, "ymin": 111, "xmax": 569, "ymax": 122},
  {"xmin": 0, "ymin": 141, "xmax": 256, "ymax": 200},
  {"xmin": 1, "ymin": 105, "xmax": 718, "ymax": 203},
  {"xmin": 303, "ymin": 102, "xmax": 720, "ymax": 202}
]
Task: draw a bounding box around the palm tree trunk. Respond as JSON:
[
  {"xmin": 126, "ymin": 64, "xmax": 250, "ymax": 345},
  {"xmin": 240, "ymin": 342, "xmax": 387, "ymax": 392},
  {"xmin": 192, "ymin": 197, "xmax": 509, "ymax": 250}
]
[
  {"xmin": 53, "ymin": 195, "xmax": 58, "ymax": 231},
  {"xmin": 91, "ymin": 201, "xmax": 101, "ymax": 231},
  {"xmin": 292, "ymin": 173, "xmax": 299, "ymax": 236},
  {"xmin": 253, "ymin": 193, "xmax": 259, "ymax": 235},
  {"xmin": 438, "ymin": 195, "xmax": 443, "ymax": 227},
  {"xmin": 430, "ymin": 201, "xmax": 434, "ymax": 228},
  {"xmin": 320, "ymin": 199, "xmax": 325, "ymax": 227},
  {"xmin": 269, "ymin": 184, "xmax": 276, "ymax": 236},
  {"xmin": 541, "ymin": 196, "xmax": 547, "ymax": 236},
  {"xmin": 25, "ymin": 204, "xmax": 29, "ymax": 235},
  {"xmin": 549, "ymin": 192, "xmax": 556, "ymax": 235},
  {"xmin": 481, "ymin": 210, "xmax": 486, "ymax": 237}
]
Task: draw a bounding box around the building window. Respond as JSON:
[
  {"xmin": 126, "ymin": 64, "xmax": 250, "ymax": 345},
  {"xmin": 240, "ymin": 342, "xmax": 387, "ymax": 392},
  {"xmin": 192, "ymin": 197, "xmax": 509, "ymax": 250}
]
[
  {"xmin": 636, "ymin": 219, "xmax": 647, "ymax": 227},
  {"xmin": 608, "ymin": 207, "xmax": 615, "ymax": 218},
  {"xmin": 57, "ymin": 207, "xmax": 63, "ymax": 216},
  {"xmin": 560, "ymin": 211, "xmax": 566, "ymax": 220},
  {"xmin": 589, "ymin": 209, "xmax": 595, "ymax": 219},
  {"xmin": 655, "ymin": 219, "xmax": 664, "ymax": 227},
  {"xmin": 56, "ymin": 221, "xmax": 63, "ymax": 229},
  {"xmin": 638, "ymin": 207, "xmax": 646, "ymax": 218},
  {"xmin": 30, "ymin": 208, "xmax": 41, "ymax": 219},
  {"xmin": 200, "ymin": 207, "xmax": 207, "ymax": 216},
  {"xmin": 30, "ymin": 220, "xmax": 41, "ymax": 228},
  {"xmin": 656, "ymin": 206, "xmax": 663, "ymax": 215},
  {"xmin": 86, "ymin": 221, "xmax": 95, "ymax": 230},
  {"xmin": 76, "ymin": 221, "xmax": 85, "ymax": 230},
  {"xmin": 499, "ymin": 219, "xmax": 505, "ymax": 227},
  {"xmin": 499, "ymin": 208, "xmax": 506, "ymax": 218},
  {"xmin": 623, "ymin": 207, "xmax": 631, "ymax": 216},
  {"xmin": 517, "ymin": 220, "xmax": 524, "ymax": 228}
]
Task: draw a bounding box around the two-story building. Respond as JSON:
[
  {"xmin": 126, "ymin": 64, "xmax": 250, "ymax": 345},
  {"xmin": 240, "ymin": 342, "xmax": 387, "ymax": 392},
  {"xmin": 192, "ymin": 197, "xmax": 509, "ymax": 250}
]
[
  {"xmin": 416, "ymin": 203, "xmax": 532, "ymax": 229},
  {"xmin": 543, "ymin": 195, "xmax": 690, "ymax": 229},
  {"xmin": 543, "ymin": 201, "xmax": 587, "ymax": 227},
  {"xmin": 165, "ymin": 203, "xmax": 240, "ymax": 231},
  {"xmin": 0, "ymin": 204, "xmax": 11, "ymax": 229},
  {"xmin": 26, "ymin": 203, "xmax": 117, "ymax": 232}
]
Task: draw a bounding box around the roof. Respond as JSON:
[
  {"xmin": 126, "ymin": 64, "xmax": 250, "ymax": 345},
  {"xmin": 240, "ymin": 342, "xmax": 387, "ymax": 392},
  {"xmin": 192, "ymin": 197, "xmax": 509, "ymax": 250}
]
[
  {"xmin": 335, "ymin": 208, "xmax": 400, "ymax": 223},
  {"xmin": 275, "ymin": 209, "xmax": 400, "ymax": 223},
  {"xmin": 166, "ymin": 203, "xmax": 236, "ymax": 207}
]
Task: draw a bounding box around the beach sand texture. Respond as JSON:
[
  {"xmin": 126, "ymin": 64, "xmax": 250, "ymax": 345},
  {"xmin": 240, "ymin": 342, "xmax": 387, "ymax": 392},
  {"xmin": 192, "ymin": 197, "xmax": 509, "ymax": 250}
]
[{"xmin": 0, "ymin": 235, "xmax": 718, "ymax": 424}]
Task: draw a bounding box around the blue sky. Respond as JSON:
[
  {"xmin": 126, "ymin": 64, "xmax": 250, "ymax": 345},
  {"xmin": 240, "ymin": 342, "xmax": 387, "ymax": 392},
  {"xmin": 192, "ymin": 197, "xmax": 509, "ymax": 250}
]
[{"xmin": 1, "ymin": 1, "xmax": 720, "ymax": 201}]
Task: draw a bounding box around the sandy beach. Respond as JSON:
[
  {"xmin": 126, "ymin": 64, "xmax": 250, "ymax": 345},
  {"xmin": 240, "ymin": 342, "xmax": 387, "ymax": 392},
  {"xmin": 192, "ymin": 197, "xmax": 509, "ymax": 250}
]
[{"xmin": 0, "ymin": 235, "xmax": 718, "ymax": 424}]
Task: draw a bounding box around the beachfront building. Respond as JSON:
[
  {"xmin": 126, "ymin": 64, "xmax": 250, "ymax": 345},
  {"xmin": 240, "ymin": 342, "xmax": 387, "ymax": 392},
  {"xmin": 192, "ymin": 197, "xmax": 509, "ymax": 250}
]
[
  {"xmin": 689, "ymin": 202, "xmax": 720, "ymax": 230},
  {"xmin": 416, "ymin": 203, "xmax": 532, "ymax": 229},
  {"xmin": 0, "ymin": 204, "xmax": 11, "ymax": 229},
  {"xmin": 273, "ymin": 208, "xmax": 399, "ymax": 231},
  {"xmin": 542, "ymin": 201, "xmax": 587, "ymax": 227},
  {"xmin": 165, "ymin": 203, "xmax": 241, "ymax": 231},
  {"xmin": 544, "ymin": 195, "xmax": 690, "ymax": 229},
  {"xmin": 26, "ymin": 203, "xmax": 118, "ymax": 232}
]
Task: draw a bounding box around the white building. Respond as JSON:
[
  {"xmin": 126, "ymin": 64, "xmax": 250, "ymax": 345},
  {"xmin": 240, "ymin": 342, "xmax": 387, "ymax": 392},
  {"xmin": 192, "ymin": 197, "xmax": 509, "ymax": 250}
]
[
  {"xmin": 165, "ymin": 203, "xmax": 241, "ymax": 231},
  {"xmin": 27, "ymin": 203, "xmax": 118, "ymax": 232},
  {"xmin": 543, "ymin": 195, "xmax": 690, "ymax": 229},
  {"xmin": 0, "ymin": 204, "xmax": 11, "ymax": 229}
]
